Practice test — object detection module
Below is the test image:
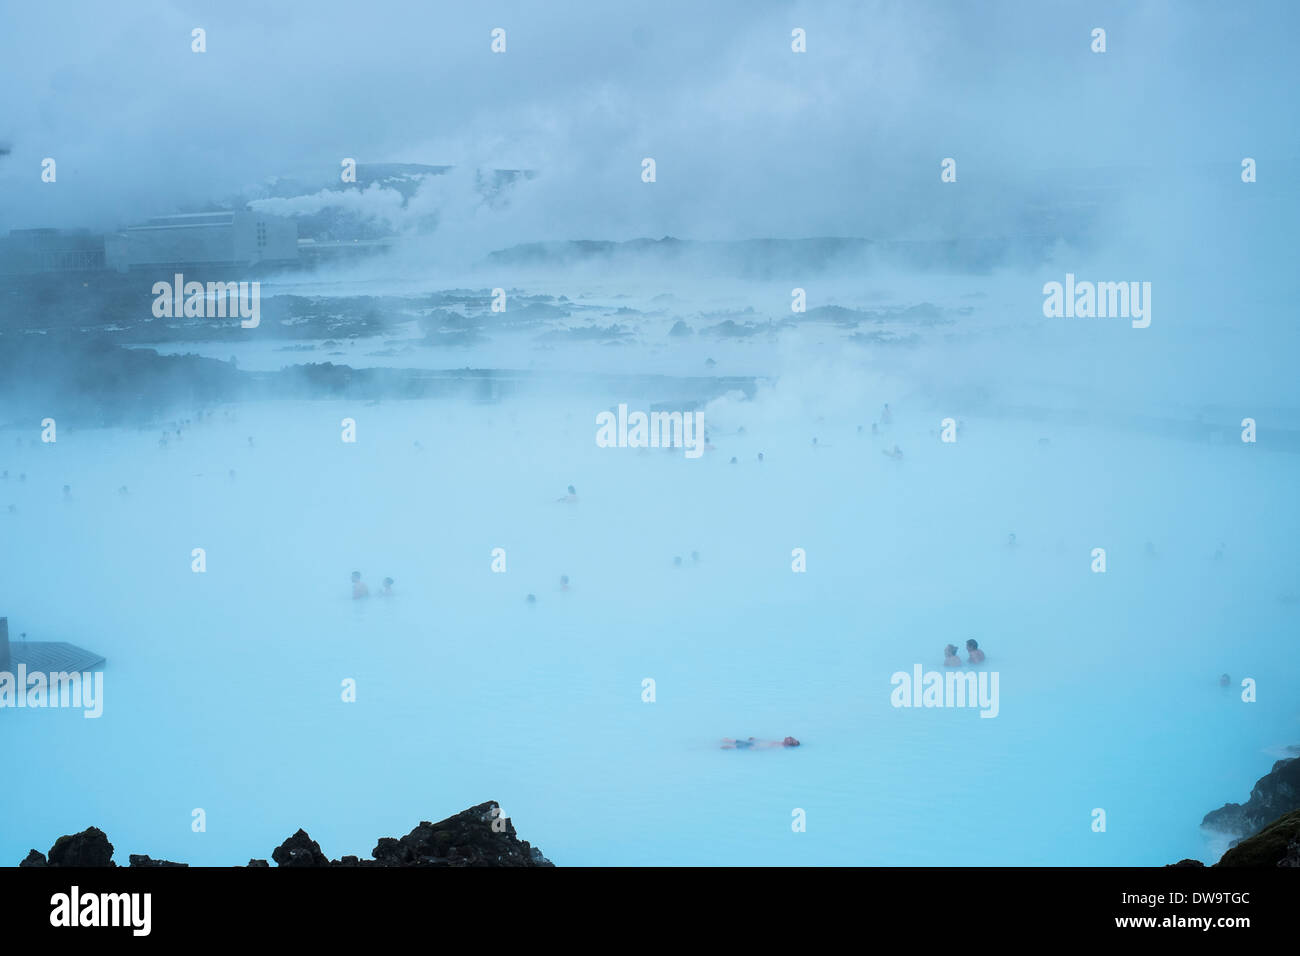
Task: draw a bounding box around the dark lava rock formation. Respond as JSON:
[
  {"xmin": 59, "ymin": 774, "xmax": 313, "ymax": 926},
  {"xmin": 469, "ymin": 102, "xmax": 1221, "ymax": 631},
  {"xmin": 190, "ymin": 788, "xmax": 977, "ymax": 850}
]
[
  {"xmin": 1203, "ymin": 755, "xmax": 1300, "ymax": 839},
  {"xmin": 20, "ymin": 826, "xmax": 118, "ymax": 867},
  {"xmin": 363, "ymin": 802, "xmax": 549, "ymax": 867},
  {"xmin": 1216, "ymin": 809, "xmax": 1300, "ymax": 867},
  {"xmin": 19, "ymin": 801, "xmax": 553, "ymax": 868},
  {"xmin": 1169, "ymin": 751, "xmax": 1300, "ymax": 866},
  {"xmin": 271, "ymin": 829, "xmax": 332, "ymax": 867}
]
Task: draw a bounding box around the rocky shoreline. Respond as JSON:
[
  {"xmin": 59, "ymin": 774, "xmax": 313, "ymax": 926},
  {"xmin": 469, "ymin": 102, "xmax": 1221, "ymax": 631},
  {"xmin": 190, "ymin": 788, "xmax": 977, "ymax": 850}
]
[
  {"xmin": 18, "ymin": 801, "xmax": 553, "ymax": 868},
  {"xmin": 1169, "ymin": 750, "xmax": 1300, "ymax": 867},
  {"xmin": 16, "ymin": 763, "xmax": 1300, "ymax": 869}
]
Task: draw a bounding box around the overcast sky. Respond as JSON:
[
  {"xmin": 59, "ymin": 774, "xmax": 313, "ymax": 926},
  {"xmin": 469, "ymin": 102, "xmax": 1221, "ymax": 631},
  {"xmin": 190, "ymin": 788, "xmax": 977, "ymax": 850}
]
[{"xmin": 1, "ymin": 0, "xmax": 1297, "ymax": 243}]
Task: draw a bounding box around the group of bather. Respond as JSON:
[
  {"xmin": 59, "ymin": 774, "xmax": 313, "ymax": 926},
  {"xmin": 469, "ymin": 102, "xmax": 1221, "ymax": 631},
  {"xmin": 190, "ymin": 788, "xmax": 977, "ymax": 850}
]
[
  {"xmin": 944, "ymin": 639, "xmax": 986, "ymax": 667},
  {"xmin": 351, "ymin": 571, "xmax": 394, "ymax": 599}
]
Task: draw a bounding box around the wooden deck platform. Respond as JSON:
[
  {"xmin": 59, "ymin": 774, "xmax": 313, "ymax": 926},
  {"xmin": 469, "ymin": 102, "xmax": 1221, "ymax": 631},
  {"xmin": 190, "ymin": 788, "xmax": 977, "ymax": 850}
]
[
  {"xmin": 6, "ymin": 641, "xmax": 106, "ymax": 673},
  {"xmin": 1, "ymin": 617, "xmax": 105, "ymax": 674}
]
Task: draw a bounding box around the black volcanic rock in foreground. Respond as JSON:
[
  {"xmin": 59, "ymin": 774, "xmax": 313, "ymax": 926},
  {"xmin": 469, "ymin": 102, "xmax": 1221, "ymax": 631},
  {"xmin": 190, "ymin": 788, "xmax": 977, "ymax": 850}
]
[
  {"xmin": 365, "ymin": 802, "xmax": 550, "ymax": 867},
  {"xmin": 1166, "ymin": 750, "xmax": 1300, "ymax": 866},
  {"xmin": 19, "ymin": 802, "xmax": 553, "ymax": 868},
  {"xmin": 1215, "ymin": 809, "xmax": 1300, "ymax": 867},
  {"xmin": 19, "ymin": 826, "xmax": 118, "ymax": 867}
]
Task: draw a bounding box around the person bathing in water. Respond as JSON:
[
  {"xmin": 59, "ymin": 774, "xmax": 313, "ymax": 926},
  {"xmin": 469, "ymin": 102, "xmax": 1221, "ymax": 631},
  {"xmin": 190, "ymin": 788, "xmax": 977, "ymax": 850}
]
[
  {"xmin": 351, "ymin": 571, "xmax": 369, "ymax": 599},
  {"xmin": 558, "ymin": 484, "xmax": 577, "ymax": 503},
  {"xmin": 882, "ymin": 445, "xmax": 903, "ymax": 460},
  {"xmin": 721, "ymin": 736, "xmax": 801, "ymax": 750},
  {"xmin": 965, "ymin": 639, "xmax": 985, "ymax": 665},
  {"xmin": 379, "ymin": 577, "xmax": 394, "ymax": 597},
  {"xmin": 944, "ymin": 644, "xmax": 963, "ymax": 667}
]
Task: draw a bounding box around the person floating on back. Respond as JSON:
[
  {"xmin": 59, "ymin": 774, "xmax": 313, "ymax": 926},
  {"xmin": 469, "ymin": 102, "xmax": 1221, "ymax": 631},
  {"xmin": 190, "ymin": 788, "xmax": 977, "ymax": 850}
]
[
  {"xmin": 721, "ymin": 736, "xmax": 800, "ymax": 750},
  {"xmin": 882, "ymin": 445, "xmax": 903, "ymax": 460},
  {"xmin": 944, "ymin": 644, "xmax": 963, "ymax": 667},
  {"xmin": 351, "ymin": 571, "xmax": 370, "ymax": 599},
  {"xmin": 966, "ymin": 639, "xmax": 985, "ymax": 665}
]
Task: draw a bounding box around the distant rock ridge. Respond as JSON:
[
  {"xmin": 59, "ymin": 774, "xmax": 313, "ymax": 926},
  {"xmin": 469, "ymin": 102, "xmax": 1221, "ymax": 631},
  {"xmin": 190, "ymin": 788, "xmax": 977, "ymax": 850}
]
[
  {"xmin": 1202, "ymin": 755, "xmax": 1300, "ymax": 842},
  {"xmin": 19, "ymin": 801, "xmax": 553, "ymax": 868},
  {"xmin": 486, "ymin": 235, "xmax": 1059, "ymax": 277}
]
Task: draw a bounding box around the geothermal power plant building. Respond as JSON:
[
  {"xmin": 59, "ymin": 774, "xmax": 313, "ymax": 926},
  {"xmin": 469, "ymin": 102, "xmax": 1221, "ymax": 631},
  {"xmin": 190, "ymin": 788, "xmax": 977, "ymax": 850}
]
[
  {"xmin": 0, "ymin": 164, "xmax": 538, "ymax": 279},
  {"xmin": 104, "ymin": 211, "xmax": 298, "ymax": 273},
  {"xmin": 0, "ymin": 228, "xmax": 106, "ymax": 274},
  {"xmin": 0, "ymin": 213, "xmax": 298, "ymax": 278}
]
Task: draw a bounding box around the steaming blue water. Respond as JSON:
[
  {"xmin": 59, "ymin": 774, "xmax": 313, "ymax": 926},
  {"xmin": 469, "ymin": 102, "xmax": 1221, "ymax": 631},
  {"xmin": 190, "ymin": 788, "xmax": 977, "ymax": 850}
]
[{"xmin": 2, "ymin": 382, "xmax": 1296, "ymax": 865}]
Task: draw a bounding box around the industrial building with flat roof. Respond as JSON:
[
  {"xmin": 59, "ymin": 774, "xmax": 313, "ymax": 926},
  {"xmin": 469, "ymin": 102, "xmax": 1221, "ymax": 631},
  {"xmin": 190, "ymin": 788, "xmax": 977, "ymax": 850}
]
[
  {"xmin": 0, "ymin": 228, "xmax": 106, "ymax": 275},
  {"xmin": 0, "ymin": 211, "xmax": 299, "ymax": 280},
  {"xmin": 105, "ymin": 211, "xmax": 297, "ymax": 273}
]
